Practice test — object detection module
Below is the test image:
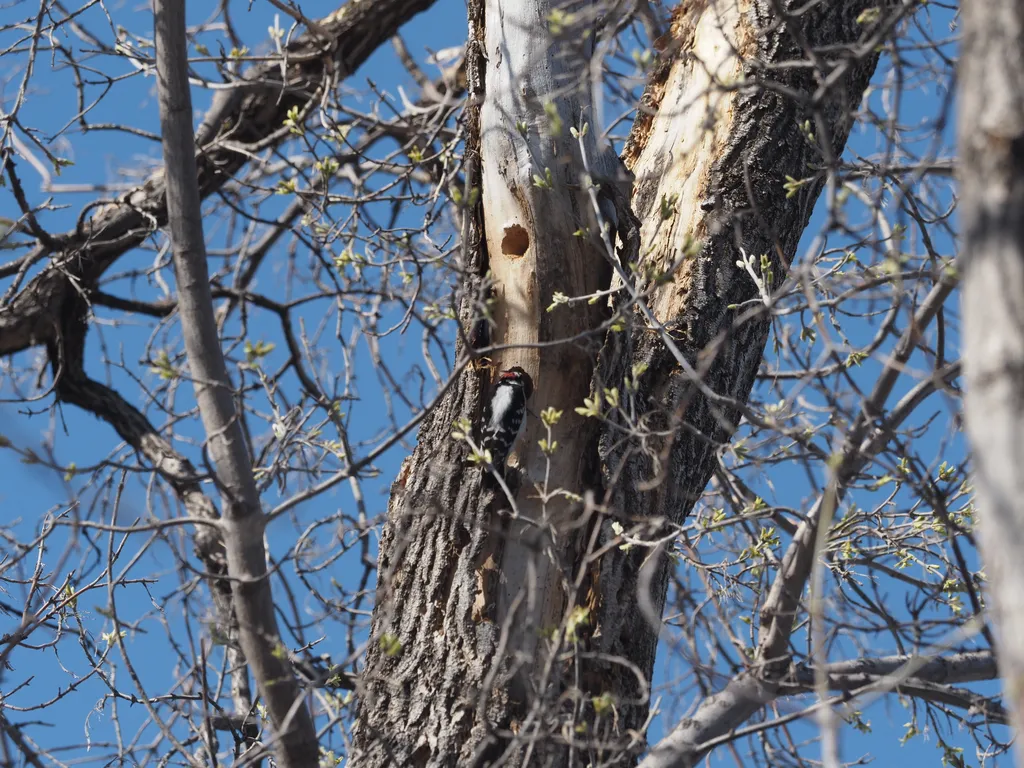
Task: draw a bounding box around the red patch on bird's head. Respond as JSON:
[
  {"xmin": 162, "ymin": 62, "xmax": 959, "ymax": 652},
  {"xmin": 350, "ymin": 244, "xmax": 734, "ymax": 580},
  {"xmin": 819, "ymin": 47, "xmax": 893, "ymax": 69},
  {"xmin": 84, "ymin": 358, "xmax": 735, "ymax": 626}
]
[{"xmin": 498, "ymin": 367, "xmax": 533, "ymax": 398}]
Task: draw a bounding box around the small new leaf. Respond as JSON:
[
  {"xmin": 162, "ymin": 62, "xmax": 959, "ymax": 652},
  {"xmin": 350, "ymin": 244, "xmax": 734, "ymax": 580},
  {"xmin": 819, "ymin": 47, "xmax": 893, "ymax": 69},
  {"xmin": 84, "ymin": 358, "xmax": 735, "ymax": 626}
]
[
  {"xmin": 547, "ymin": 291, "xmax": 569, "ymax": 312},
  {"xmin": 540, "ymin": 407, "xmax": 563, "ymax": 426},
  {"xmin": 244, "ymin": 340, "xmax": 275, "ymax": 363},
  {"xmin": 592, "ymin": 692, "xmax": 614, "ymax": 715},
  {"xmin": 102, "ymin": 630, "xmax": 126, "ymax": 647},
  {"xmin": 566, "ymin": 606, "xmax": 589, "ymax": 641},
  {"xmin": 574, "ymin": 394, "xmax": 601, "ymax": 418},
  {"xmin": 284, "ymin": 104, "xmax": 303, "ymax": 135}
]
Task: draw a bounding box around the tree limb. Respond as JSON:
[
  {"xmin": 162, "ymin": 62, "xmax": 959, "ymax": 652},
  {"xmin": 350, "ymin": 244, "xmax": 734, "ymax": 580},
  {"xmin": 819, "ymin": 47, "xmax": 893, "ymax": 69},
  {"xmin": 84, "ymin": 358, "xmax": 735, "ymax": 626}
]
[
  {"xmin": 0, "ymin": 0, "xmax": 438, "ymax": 358},
  {"xmin": 638, "ymin": 267, "xmax": 959, "ymax": 767},
  {"xmin": 786, "ymin": 650, "xmax": 1005, "ymax": 724},
  {"xmin": 588, "ymin": 0, "xmax": 891, "ymax": 750},
  {"xmin": 154, "ymin": 2, "xmax": 317, "ymax": 765}
]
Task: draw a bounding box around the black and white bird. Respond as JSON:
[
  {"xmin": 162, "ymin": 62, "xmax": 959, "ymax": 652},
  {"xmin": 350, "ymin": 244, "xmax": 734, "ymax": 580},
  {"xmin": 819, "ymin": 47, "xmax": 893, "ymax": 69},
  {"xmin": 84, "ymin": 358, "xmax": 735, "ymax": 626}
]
[{"xmin": 481, "ymin": 366, "xmax": 534, "ymax": 470}]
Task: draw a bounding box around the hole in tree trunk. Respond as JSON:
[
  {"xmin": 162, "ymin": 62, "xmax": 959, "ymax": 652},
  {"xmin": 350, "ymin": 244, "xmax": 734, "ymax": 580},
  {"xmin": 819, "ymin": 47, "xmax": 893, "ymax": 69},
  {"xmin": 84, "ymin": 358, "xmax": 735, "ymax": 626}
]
[{"xmin": 501, "ymin": 224, "xmax": 529, "ymax": 258}]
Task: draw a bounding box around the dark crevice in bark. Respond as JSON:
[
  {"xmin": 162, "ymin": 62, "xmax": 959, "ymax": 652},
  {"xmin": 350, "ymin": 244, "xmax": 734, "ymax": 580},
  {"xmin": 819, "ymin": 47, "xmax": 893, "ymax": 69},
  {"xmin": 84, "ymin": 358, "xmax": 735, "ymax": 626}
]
[
  {"xmin": 351, "ymin": 2, "xmax": 513, "ymax": 762},
  {"xmin": 586, "ymin": 0, "xmax": 884, "ymax": 754}
]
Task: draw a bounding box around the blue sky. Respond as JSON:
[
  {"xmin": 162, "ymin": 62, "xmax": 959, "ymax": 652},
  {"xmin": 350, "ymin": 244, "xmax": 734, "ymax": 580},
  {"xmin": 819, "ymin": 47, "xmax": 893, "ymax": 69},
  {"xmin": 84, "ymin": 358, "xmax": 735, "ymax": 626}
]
[{"xmin": 0, "ymin": 1, "xmax": 998, "ymax": 765}]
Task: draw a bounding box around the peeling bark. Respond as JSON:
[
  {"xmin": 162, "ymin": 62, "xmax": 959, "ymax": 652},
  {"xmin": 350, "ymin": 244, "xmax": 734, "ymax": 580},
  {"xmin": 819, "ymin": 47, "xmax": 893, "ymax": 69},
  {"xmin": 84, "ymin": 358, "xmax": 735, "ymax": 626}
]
[
  {"xmin": 353, "ymin": 0, "xmax": 630, "ymax": 764},
  {"xmin": 587, "ymin": 0, "xmax": 881, "ymax": 746},
  {"xmin": 357, "ymin": 0, "xmax": 886, "ymax": 766}
]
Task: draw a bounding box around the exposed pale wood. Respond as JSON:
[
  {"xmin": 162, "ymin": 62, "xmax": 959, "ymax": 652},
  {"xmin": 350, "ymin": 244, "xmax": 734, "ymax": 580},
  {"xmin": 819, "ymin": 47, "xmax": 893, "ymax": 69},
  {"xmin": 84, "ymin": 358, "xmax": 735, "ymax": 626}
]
[
  {"xmin": 352, "ymin": 0, "xmax": 630, "ymax": 764},
  {"xmin": 478, "ymin": 0, "xmax": 628, "ymax": 719},
  {"xmin": 356, "ymin": 0, "xmax": 883, "ymax": 765},
  {"xmin": 591, "ymin": 0, "xmax": 881, "ymax": 754}
]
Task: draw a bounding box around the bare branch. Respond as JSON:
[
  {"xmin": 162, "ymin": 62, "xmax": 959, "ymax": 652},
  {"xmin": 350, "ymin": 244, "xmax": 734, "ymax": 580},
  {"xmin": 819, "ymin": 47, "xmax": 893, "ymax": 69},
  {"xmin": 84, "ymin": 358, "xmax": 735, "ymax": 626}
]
[{"xmin": 154, "ymin": 1, "xmax": 317, "ymax": 765}]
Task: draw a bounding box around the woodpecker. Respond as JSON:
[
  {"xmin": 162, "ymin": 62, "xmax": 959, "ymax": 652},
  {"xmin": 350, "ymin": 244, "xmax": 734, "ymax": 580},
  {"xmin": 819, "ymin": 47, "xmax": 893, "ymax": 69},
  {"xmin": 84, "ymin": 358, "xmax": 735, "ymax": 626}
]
[{"xmin": 481, "ymin": 366, "xmax": 534, "ymax": 470}]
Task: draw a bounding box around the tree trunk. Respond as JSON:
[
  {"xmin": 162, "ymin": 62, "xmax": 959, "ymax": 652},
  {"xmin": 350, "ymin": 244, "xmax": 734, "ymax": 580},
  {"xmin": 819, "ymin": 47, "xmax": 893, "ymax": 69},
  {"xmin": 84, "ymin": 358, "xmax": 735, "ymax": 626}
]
[
  {"xmin": 352, "ymin": 0, "xmax": 629, "ymax": 763},
  {"xmin": 960, "ymin": 0, "xmax": 1024, "ymax": 760},
  {"xmin": 589, "ymin": 0, "xmax": 880, "ymax": 746},
  {"xmin": 355, "ymin": 0, "xmax": 882, "ymax": 765}
]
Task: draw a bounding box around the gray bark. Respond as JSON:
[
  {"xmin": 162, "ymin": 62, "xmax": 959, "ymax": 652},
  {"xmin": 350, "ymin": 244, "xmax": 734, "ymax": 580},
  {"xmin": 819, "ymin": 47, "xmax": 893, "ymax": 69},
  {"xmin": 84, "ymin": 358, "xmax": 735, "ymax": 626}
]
[
  {"xmin": 351, "ymin": 0, "xmax": 630, "ymax": 764},
  {"xmin": 784, "ymin": 651, "xmax": 1006, "ymax": 724},
  {"xmin": 355, "ymin": 1, "xmax": 887, "ymax": 766},
  {"xmin": 589, "ymin": 0, "xmax": 882, "ymax": 753},
  {"xmin": 0, "ymin": 0, "xmax": 437, "ymax": 360},
  {"xmin": 960, "ymin": 0, "xmax": 1024, "ymax": 759},
  {"xmin": 153, "ymin": 2, "xmax": 317, "ymax": 766}
]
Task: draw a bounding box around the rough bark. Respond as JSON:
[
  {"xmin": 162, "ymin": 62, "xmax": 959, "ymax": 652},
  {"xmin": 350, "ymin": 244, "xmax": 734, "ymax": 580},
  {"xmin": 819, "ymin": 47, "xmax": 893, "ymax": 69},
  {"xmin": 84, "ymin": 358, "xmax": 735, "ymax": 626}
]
[
  {"xmin": 154, "ymin": 2, "xmax": 318, "ymax": 766},
  {"xmin": 574, "ymin": 0, "xmax": 883, "ymax": 753},
  {"xmin": 352, "ymin": 1, "xmax": 632, "ymax": 764},
  {"xmin": 356, "ymin": 0, "xmax": 889, "ymax": 766},
  {"xmin": 960, "ymin": 0, "xmax": 1024, "ymax": 759}
]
